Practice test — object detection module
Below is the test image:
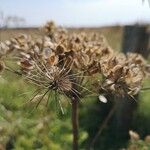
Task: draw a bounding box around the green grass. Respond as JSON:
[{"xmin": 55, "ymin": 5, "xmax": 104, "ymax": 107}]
[
  {"xmin": 0, "ymin": 71, "xmax": 88, "ymax": 149},
  {"xmin": 139, "ymin": 79, "xmax": 150, "ymax": 116}
]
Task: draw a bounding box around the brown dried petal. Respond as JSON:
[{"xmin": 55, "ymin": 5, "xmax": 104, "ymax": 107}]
[
  {"xmin": 56, "ymin": 45, "xmax": 65, "ymax": 55},
  {"xmin": 47, "ymin": 53, "xmax": 58, "ymax": 66},
  {"xmin": 19, "ymin": 59, "xmax": 34, "ymax": 70},
  {"xmin": 129, "ymin": 130, "xmax": 140, "ymax": 141}
]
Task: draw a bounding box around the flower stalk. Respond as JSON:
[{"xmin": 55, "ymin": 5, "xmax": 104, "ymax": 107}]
[{"xmin": 72, "ymin": 96, "xmax": 79, "ymax": 150}]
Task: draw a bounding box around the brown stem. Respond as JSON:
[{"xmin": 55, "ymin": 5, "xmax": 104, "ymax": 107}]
[
  {"xmin": 71, "ymin": 96, "xmax": 79, "ymax": 150},
  {"xmin": 89, "ymin": 103, "xmax": 117, "ymax": 149}
]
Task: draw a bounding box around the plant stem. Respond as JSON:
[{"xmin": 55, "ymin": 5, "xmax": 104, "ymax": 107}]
[
  {"xmin": 89, "ymin": 103, "xmax": 116, "ymax": 149},
  {"xmin": 71, "ymin": 96, "xmax": 79, "ymax": 150}
]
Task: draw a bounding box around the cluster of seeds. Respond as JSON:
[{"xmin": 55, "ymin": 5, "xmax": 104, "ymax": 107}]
[
  {"xmin": 0, "ymin": 22, "xmax": 150, "ymax": 104},
  {"xmin": 100, "ymin": 52, "xmax": 149, "ymax": 97},
  {"xmin": 126, "ymin": 130, "xmax": 150, "ymax": 150}
]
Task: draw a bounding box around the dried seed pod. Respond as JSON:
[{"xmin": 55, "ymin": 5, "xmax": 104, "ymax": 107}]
[
  {"xmin": 18, "ymin": 59, "xmax": 34, "ymax": 71},
  {"xmin": 16, "ymin": 34, "xmax": 28, "ymax": 44},
  {"xmin": 127, "ymin": 52, "xmax": 145, "ymax": 66},
  {"xmin": 56, "ymin": 44, "xmax": 65, "ymax": 55},
  {"xmin": 110, "ymin": 65, "xmax": 123, "ymax": 81},
  {"xmin": 47, "ymin": 52, "xmax": 59, "ymax": 66},
  {"xmin": 129, "ymin": 130, "xmax": 140, "ymax": 141}
]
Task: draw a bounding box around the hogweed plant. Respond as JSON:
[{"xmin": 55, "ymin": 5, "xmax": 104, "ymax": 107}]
[{"xmin": 0, "ymin": 22, "xmax": 150, "ymax": 150}]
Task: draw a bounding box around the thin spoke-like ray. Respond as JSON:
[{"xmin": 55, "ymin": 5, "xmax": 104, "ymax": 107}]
[
  {"xmin": 23, "ymin": 88, "xmax": 42, "ymax": 106},
  {"xmin": 69, "ymin": 81, "xmax": 95, "ymax": 95},
  {"xmin": 36, "ymin": 89, "xmax": 49, "ymax": 108},
  {"xmin": 58, "ymin": 99, "xmax": 64, "ymax": 114}
]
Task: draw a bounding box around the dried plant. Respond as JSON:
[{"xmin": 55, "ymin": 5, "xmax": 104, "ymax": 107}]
[
  {"xmin": 99, "ymin": 52, "xmax": 149, "ymax": 99},
  {"xmin": 122, "ymin": 130, "xmax": 150, "ymax": 150},
  {"xmin": 0, "ymin": 21, "xmax": 150, "ymax": 150}
]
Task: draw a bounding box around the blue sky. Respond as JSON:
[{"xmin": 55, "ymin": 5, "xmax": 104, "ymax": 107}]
[{"xmin": 0, "ymin": 0, "xmax": 150, "ymax": 27}]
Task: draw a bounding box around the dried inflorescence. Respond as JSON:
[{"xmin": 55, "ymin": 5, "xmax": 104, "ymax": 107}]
[
  {"xmin": 100, "ymin": 52, "xmax": 149, "ymax": 97},
  {"xmin": 42, "ymin": 21, "xmax": 67, "ymax": 40},
  {"xmin": 126, "ymin": 130, "xmax": 150, "ymax": 150},
  {"xmin": 1, "ymin": 21, "xmax": 150, "ymax": 104}
]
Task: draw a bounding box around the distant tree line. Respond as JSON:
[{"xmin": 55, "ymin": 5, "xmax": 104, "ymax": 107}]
[{"xmin": 0, "ymin": 11, "xmax": 25, "ymax": 28}]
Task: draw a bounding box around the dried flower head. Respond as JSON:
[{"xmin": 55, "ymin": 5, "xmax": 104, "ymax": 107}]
[
  {"xmin": 129, "ymin": 130, "xmax": 140, "ymax": 141},
  {"xmin": 2, "ymin": 21, "xmax": 149, "ymax": 109},
  {"xmin": 100, "ymin": 52, "xmax": 148, "ymax": 97}
]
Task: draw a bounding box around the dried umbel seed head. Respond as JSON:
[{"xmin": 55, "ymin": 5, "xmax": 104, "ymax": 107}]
[
  {"xmin": 129, "ymin": 130, "xmax": 140, "ymax": 141},
  {"xmin": 24, "ymin": 61, "xmax": 71, "ymax": 91},
  {"xmin": 42, "ymin": 21, "xmax": 58, "ymax": 38},
  {"xmin": 0, "ymin": 34, "xmax": 34, "ymax": 58},
  {"xmin": 145, "ymin": 135, "xmax": 150, "ymax": 143},
  {"xmin": 17, "ymin": 59, "xmax": 74, "ymax": 111},
  {"xmin": 2, "ymin": 21, "xmax": 149, "ymax": 105},
  {"xmin": 126, "ymin": 52, "xmax": 146, "ymax": 66},
  {"xmin": 42, "ymin": 21, "xmax": 67, "ymax": 41},
  {"xmin": 100, "ymin": 51, "xmax": 147, "ymax": 97},
  {"xmin": 101, "ymin": 65, "xmax": 143, "ymax": 96},
  {"xmin": 55, "ymin": 44, "xmax": 65, "ymax": 55}
]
